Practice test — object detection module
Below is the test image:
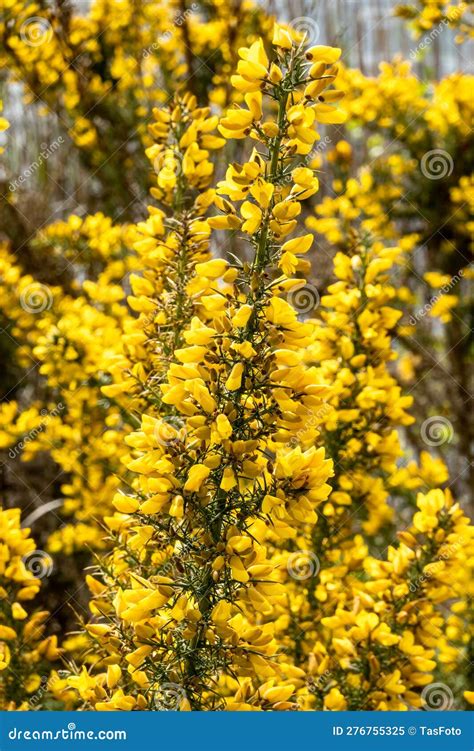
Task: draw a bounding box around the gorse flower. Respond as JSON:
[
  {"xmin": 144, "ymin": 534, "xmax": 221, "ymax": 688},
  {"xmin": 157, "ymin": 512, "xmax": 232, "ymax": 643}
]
[
  {"xmin": 0, "ymin": 0, "xmax": 273, "ymax": 214},
  {"xmin": 309, "ymin": 59, "xmax": 473, "ymax": 500}
]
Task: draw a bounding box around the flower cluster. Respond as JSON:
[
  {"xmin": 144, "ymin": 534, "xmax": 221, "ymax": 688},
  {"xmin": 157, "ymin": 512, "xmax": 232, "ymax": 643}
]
[
  {"xmin": 272, "ymin": 233, "xmax": 473, "ymax": 709},
  {"xmin": 0, "ymin": 10, "xmax": 472, "ymax": 715},
  {"xmin": 395, "ymin": 0, "xmax": 473, "ymax": 42},
  {"xmin": 0, "ymin": 506, "xmax": 65, "ymax": 709},
  {"xmin": 0, "ymin": 0, "xmax": 271, "ymax": 213},
  {"xmin": 308, "ymin": 59, "xmax": 473, "ymax": 500},
  {"xmin": 305, "ymin": 487, "xmax": 472, "ymax": 710},
  {"xmin": 0, "ymin": 242, "xmax": 130, "ymax": 554}
]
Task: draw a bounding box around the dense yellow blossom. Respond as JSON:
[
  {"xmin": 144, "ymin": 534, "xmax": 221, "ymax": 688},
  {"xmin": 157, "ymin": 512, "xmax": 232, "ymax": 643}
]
[
  {"xmin": 0, "ymin": 3, "xmax": 471, "ymax": 715},
  {"xmin": 66, "ymin": 30, "xmax": 342, "ymax": 712},
  {"xmin": 0, "ymin": 505, "xmax": 66, "ymax": 709},
  {"xmin": 395, "ymin": 0, "xmax": 473, "ymax": 41}
]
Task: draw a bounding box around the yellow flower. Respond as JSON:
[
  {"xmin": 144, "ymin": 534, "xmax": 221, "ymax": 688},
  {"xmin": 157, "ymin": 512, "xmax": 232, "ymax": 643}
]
[
  {"xmin": 306, "ymin": 45, "xmax": 341, "ymax": 63},
  {"xmin": 241, "ymin": 201, "xmax": 262, "ymax": 233},
  {"xmin": 225, "ymin": 362, "xmax": 244, "ymax": 391},
  {"xmin": 272, "ymin": 23, "xmax": 293, "ymax": 49},
  {"xmin": 324, "ymin": 687, "xmax": 347, "ymax": 710},
  {"xmin": 183, "ymin": 464, "xmax": 211, "ymax": 492}
]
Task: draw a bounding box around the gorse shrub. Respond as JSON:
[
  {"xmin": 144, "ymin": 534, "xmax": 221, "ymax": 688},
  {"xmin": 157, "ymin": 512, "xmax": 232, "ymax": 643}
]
[{"xmin": 0, "ymin": 10, "xmax": 472, "ymax": 713}]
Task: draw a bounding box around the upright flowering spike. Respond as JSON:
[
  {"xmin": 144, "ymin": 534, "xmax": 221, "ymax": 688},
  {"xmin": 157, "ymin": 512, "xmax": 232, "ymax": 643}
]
[
  {"xmin": 275, "ymin": 229, "xmax": 474, "ymax": 710},
  {"xmin": 69, "ymin": 31, "xmax": 341, "ymax": 711},
  {"xmin": 102, "ymin": 94, "xmax": 224, "ymax": 411}
]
